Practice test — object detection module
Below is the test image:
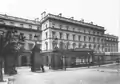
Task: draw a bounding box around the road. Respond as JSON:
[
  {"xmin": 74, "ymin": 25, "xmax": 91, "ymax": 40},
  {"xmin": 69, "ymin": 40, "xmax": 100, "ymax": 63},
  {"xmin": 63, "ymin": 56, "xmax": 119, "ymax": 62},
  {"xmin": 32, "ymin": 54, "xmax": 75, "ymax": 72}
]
[{"xmin": 2, "ymin": 63, "xmax": 120, "ymax": 84}]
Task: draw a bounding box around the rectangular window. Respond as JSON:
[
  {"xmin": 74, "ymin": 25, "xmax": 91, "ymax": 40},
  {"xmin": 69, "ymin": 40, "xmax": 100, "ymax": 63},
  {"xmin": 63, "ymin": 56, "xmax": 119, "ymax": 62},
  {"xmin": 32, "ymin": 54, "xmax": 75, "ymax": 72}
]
[
  {"xmin": 89, "ymin": 37, "xmax": 91, "ymax": 42},
  {"xmin": 97, "ymin": 38, "xmax": 100, "ymax": 42},
  {"xmin": 84, "ymin": 36, "xmax": 86, "ymax": 41},
  {"xmin": 29, "ymin": 34, "xmax": 32, "ymax": 40},
  {"xmin": 20, "ymin": 24, "xmax": 24, "ymax": 27},
  {"xmin": 37, "ymin": 26, "xmax": 40, "ymax": 30},
  {"xmin": 66, "ymin": 26, "xmax": 69, "ymax": 30},
  {"xmin": 52, "ymin": 31, "xmax": 56, "ymax": 38},
  {"xmin": 89, "ymin": 30, "xmax": 91, "ymax": 34},
  {"xmin": 66, "ymin": 33, "xmax": 69, "ymax": 40},
  {"xmin": 73, "ymin": 34, "xmax": 75, "ymax": 40},
  {"xmin": 84, "ymin": 30, "xmax": 86, "ymax": 33},
  {"xmin": 59, "ymin": 25, "xmax": 62, "ymax": 29},
  {"xmin": 97, "ymin": 32, "xmax": 99, "ymax": 35},
  {"xmin": 93, "ymin": 31, "xmax": 95, "ymax": 35},
  {"xmin": 78, "ymin": 35, "xmax": 81, "ymax": 41},
  {"xmin": 46, "ymin": 24, "xmax": 47, "ymax": 28},
  {"xmin": 60, "ymin": 32, "xmax": 63, "ymax": 39},
  {"xmin": 29, "ymin": 25, "xmax": 32, "ymax": 29},
  {"xmin": 73, "ymin": 28, "xmax": 75, "ymax": 31},
  {"xmin": 93, "ymin": 37, "xmax": 95, "ymax": 42},
  {"xmin": 46, "ymin": 32, "xmax": 48, "ymax": 39}
]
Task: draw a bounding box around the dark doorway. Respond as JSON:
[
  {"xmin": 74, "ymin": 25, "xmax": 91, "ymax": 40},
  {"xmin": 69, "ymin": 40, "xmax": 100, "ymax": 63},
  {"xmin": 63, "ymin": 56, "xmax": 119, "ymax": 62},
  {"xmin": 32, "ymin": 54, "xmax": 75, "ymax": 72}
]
[{"xmin": 21, "ymin": 56, "xmax": 27, "ymax": 66}]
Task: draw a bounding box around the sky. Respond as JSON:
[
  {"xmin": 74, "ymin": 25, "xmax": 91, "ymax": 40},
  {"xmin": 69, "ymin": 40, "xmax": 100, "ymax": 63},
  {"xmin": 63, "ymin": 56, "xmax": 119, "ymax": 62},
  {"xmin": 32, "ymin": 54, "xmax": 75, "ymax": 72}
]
[{"xmin": 0, "ymin": 0, "xmax": 120, "ymax": 50}]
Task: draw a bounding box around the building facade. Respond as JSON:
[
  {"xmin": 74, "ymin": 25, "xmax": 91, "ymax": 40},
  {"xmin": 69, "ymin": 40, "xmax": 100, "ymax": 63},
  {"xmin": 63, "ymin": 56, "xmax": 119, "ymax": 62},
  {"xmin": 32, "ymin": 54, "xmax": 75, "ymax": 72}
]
[
  {"xmin": 41, "ymin": 13, "xmax": 106, "ymax": 53},
  {"xmin": 0, "ymin": 12, "xmax": 119, "ymax": 66},
  {"xmin": 104, "ymin": 34, "xmax": 118, "ymax": 52},
  {"xmin": 0, "ymin": 14, "xmax": 42, "ymax": 66}
]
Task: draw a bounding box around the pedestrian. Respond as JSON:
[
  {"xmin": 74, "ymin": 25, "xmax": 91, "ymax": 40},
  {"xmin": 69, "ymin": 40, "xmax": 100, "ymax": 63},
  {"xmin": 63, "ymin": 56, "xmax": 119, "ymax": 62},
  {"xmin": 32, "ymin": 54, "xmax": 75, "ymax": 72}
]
[{"xmin": 41, "ymin": 65, "xmax": 45, "ymax": 72}]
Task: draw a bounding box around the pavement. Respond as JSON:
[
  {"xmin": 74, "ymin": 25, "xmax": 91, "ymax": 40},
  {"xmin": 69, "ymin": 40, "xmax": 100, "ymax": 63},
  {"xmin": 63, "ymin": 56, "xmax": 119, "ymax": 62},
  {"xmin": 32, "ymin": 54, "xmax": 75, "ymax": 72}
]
[{"xmin": 0, "ymin": 63, "xmax": 120, "ymax": 84}]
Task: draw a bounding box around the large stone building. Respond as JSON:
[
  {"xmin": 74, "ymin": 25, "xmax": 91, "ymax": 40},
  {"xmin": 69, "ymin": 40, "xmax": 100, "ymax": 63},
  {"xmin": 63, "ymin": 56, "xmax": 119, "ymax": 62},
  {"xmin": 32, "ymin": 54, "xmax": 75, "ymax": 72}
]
[
  {"xmin": 0, "ymin": 14, "xmax": 41, "ymax": 66},
  {"xmin": 0, "ymin": 12, "xmax": 119, "ymax": 66},
  {"xmin": 41, "ymin": 12, "xmax": 105, "ymax": 53},
  {"xmin": 104, "ymin": 34, "xmax": 118, "ymax": 52}
]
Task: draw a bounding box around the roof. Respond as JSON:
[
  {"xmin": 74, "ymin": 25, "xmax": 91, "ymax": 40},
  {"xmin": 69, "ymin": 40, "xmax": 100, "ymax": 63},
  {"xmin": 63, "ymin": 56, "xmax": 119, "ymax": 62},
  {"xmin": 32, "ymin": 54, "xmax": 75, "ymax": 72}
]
[
  {"xmin": 0, "ymin": 14, "xmax": 40, "ymax": 25},
  {"xmin": 41, "ymin": 13, "xmax": 105, "ymax": 31},
  {"xmin": 104, "ymin": 34, "xmax": 118, "ymax": 38}
]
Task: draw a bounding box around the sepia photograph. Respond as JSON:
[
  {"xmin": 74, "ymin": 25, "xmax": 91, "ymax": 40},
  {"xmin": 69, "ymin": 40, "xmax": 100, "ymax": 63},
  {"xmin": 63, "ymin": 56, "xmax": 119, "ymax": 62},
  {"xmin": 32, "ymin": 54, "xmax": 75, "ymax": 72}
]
[{"xmin": 0, "ymin": 0, "xmax": 120, "ymax": 84}]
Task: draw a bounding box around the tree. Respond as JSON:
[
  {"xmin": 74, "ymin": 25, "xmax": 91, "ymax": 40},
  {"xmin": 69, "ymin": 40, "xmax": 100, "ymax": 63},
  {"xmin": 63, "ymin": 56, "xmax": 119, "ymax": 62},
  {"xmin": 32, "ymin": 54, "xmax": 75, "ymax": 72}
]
[
  {"xmin": 0, "ymin": 29, "xmax": 25, "ymax": 79},
  {"xmin": 0, "ymin": 32, "xmax": 5, "ymax": 81}
]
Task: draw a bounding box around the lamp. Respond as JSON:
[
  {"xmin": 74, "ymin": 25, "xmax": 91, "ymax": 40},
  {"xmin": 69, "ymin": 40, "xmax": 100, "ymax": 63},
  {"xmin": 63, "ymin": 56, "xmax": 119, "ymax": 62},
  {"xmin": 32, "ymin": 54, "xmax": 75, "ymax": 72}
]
[{"xmin": 34, "ymin": 34, "xmax": 38, "ymax": 44}]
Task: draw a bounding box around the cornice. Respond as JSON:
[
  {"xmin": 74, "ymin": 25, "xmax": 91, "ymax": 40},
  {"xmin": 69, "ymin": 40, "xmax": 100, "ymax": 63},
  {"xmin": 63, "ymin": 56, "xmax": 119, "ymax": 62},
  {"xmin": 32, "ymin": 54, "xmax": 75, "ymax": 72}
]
[
  {"xmin": 0, "ymin": 14, "xmax": 40, "ymax": 25},
  {"xmin": 40, "ymin": 13, "xmax": 105, "ymax": 31}
]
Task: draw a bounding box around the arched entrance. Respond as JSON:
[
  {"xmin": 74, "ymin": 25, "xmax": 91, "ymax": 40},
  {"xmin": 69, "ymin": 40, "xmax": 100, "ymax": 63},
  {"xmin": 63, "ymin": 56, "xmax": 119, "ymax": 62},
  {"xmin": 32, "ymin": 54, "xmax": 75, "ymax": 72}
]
[{"xmin": 21, "ymin": 56, "xmax": 27, "ymax": 66}]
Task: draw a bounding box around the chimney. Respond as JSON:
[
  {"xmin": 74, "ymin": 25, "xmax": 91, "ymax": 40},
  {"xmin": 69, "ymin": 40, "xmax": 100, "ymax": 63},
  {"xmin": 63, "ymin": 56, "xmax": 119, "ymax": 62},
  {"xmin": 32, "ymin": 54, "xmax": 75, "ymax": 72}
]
[
  {"xmin": 58, "ymin": 13, "xmax": 62, "ymax": 17},
  {"xmin": 35, "ymin": 18, "xmax": 39, "ymax": 22},
  {"xmin": 90, "ymin": 22, "xmax": 93, "ymax": 24},
  {"xmin": 70, "ymin": 17, "xmax": 74, "ymax": 20},
  {"xmin": 41, "ymin": 11, "xmax": 46, "ymax": 19},
  {"xmin": 80, "ymin": 19, "xmax": 84, "ymax": 22}
]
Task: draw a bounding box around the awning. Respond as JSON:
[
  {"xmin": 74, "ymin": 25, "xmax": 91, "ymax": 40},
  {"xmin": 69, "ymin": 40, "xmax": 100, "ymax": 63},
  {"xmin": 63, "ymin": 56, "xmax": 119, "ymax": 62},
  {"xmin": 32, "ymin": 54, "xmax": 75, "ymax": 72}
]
[
  {"xmin": 40, "ymin": 48, "xmax": 93, "ymax": 57},
  {"xmin": 94, "ymin": 53, "xmax": 105, "ymax": 56}
]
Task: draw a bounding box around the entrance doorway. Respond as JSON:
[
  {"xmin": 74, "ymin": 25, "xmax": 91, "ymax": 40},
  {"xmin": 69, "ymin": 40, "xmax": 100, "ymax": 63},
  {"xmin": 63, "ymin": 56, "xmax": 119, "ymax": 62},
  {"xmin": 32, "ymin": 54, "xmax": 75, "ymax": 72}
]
[{"xmin": 21, "ymin": 56, "xmax": 27, "ymax": 66}]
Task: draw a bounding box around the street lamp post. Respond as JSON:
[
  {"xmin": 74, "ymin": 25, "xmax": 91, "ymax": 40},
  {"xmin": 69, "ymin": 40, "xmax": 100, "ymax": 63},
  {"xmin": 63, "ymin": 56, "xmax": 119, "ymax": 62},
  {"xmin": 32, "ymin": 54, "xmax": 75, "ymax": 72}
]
[
  {"xmin": 63, "ymin": 55, "xmax": 66, "ymax": 70},
  {"xmin": 34, "ymin": 34, "xmax": 38, "ymax": 44},
  {"xmin": 88, "ymin": 52, "xmax": 90, "ymax": 68},
  {"xmin": 98, "ymin": 56, "xmax": 101, "ymax": 67},
  {"xmin": 31, "ymin": 34, "xmax": 45, "ymax": 72},
  {"xmin": 0, "ymin": 32, "xmax": 4, "ymax": 82},
  {"xmin": 31, "ymin": 34, "xmax": 38, "ymax": 72}
]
